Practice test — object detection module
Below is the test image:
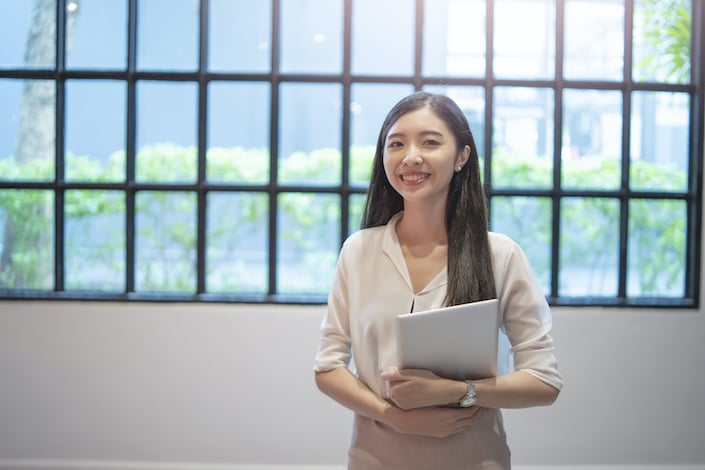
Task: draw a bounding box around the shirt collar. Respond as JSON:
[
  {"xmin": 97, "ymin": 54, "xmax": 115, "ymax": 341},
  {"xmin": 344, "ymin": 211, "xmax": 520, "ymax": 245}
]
[{"xmin": 382, "ymin": 212, "xmax": 448, "ymax": 295}]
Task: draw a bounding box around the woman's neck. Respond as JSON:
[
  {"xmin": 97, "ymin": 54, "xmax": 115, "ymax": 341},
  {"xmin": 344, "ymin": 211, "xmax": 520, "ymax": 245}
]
[
  {"xmin": 396, "ymin": 203, "xmax": 447, "ymax": 247},
  {"xmin": 396, "ymin": 204, "xmax": 449, "ymax": 293}
]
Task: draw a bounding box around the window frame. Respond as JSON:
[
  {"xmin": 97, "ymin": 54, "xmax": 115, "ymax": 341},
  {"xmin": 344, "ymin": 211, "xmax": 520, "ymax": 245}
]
[{"xmin": 0, "ymin": 0, "xmax": 702, "ymax": 307}]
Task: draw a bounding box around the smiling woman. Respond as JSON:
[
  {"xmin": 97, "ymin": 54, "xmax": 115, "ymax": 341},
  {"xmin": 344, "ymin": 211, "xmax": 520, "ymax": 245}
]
[{"xmin": 315, "ymin": 92, "xmax": 562, "ymax": 470}]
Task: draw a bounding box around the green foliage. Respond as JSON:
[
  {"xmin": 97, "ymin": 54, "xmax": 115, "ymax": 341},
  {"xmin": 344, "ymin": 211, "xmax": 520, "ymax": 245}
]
[
  {"xmin": 561, "ymin": 158, "xmax": 622, "ymax": 190},
  {"xmin": 135, "ymin": 190, "xmax": 197, "ymax": 292},
  {"xmin": 279, "ymin": 148, "xmax": 341, "ymax": 184},
  {"xmin": 0, "ymin": 145, "xmax": 689, "ymax": 296},
  {"xmin": 350, "ymin": 145, "xmax": 375, "ymax": 184},
  {"xmin": 629, "ymin": 199, "xmax": 686, "ymax": 294},
  {"xmin": 0, "ymin": 157, "xmax": 55, "ymax": 181},
  {"xmin": 631, "ymin": 159, "xmax": 688, "ymax": 191},
  {"xmin": 636, "ymin": 0, "xmax": 691, "ymax": 83},
  {"xmin": 0, "ymin": 189, "xmax": 53, "ymax": 288},
  {"xmin": 65, "ymin": 151, "xmax": 125, "ymax": 183},
  {"xmin": 137, "ymin": 144, "xmax": 198, "ymax": 182},
  {"xmin": 492, "ymin": 150, "xmax": 553, "ymax": 188},
  {"xmin": 207, "ymin": 147, "xmax": 269, "ymax": 183}
]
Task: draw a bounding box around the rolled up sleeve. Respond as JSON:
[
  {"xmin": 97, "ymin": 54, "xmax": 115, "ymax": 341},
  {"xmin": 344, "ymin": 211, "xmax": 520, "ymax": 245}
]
[
  {"xmin": 314, "ymin": 243, "xmax": 353, "ymax": 372},
  {"xmin": 492, "ymin": 234, "xmax": 563, "ymax": 391}
]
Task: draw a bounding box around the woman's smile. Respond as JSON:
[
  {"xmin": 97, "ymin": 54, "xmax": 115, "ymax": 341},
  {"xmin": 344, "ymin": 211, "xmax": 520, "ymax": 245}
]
[{"xmin": 399, "ymin": 172, "xmax": 430, "ymax": 183}]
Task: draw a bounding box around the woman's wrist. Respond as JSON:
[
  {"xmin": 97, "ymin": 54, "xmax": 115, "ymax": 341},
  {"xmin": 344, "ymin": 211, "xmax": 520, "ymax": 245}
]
[
  {"xmin": 446, "ymin": 378, "xmax": 471, "ymax": 406},
  {"xmin": 380, "ymin": 401, "xmax": 403, "ymax": 430}
]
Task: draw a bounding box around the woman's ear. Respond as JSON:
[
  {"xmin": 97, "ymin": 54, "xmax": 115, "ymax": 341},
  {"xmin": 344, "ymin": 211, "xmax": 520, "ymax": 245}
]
[{"xmin": 456, "ymin": 145, "xmax": 471, "ymax": 169}]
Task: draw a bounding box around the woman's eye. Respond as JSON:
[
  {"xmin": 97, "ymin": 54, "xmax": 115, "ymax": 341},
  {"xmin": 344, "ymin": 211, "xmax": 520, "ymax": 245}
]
[
  {"xmin": 387, "ymin": 141, "xmax": 403, "ymax": 148},
  {"xmin": 423, "ymin": 139, "xmax": 440, "ymax": 146}
]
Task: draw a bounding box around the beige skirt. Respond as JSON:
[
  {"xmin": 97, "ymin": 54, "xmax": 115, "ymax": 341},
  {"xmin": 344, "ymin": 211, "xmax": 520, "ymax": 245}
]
[{"xmin": 347, "ymin": 407, "xmax": 511, "ymax": 470}]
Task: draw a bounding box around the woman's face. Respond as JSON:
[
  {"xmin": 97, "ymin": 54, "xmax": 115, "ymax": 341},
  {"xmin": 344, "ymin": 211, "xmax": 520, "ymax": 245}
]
[{"xmin": 382, "ymin": 107, "xmax": 469, "ymax": 207}]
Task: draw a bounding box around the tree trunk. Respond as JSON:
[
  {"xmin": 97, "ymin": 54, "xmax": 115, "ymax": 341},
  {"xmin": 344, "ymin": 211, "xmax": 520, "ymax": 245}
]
[{"xmin": 0, "ymin": 0, "xmax": 80, "ymax": 288}]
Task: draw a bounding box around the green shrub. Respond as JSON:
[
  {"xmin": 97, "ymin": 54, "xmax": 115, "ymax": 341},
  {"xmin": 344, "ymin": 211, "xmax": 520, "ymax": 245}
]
[{"xmin": 0, "ymin": 145, "xmax": 688, "ymax": 296}]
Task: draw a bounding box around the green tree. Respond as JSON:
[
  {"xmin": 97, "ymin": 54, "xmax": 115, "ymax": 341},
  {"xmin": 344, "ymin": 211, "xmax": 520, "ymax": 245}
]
[{"xmin": 0, "ymin": 0, "xmax": 80, "ymax": 288}]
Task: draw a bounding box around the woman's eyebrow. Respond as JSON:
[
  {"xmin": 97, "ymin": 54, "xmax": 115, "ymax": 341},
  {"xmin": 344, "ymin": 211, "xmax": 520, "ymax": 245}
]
[
  {"xmin": 418, "ymin": 130, "xmax": 444, "ymax": 138},
  {"xmin": 386, "ymin": 130, "xmax": 444, "ymax": 140}
]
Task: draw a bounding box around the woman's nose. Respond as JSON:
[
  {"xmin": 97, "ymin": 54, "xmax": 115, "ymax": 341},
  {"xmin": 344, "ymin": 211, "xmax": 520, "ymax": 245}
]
[{"xmin": 402, "ymin": 145, "xmax": 423, "ymax": 165}]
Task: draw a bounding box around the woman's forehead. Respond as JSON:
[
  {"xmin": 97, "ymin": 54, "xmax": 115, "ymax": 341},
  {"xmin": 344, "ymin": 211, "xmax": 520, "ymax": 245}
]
[{"xmin": 387, "ymin": 108, "xmax": 450, "ymax": 136}]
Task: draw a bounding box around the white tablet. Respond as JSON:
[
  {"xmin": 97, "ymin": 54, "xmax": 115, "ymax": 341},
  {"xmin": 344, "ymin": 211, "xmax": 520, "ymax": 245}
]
[{"xmin": 395, "ymin": 298, "xmax": 500, "ymax": 380}]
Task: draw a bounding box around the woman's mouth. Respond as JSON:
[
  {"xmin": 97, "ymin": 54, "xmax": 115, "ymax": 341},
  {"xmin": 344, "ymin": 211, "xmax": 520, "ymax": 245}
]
[{"xmin": 400, "ymin": 173, "xmax": 430, "ymax": 183}]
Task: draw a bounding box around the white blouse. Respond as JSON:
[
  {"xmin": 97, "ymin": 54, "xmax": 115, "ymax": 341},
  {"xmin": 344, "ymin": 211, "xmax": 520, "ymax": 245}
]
[{"xmin": 314, "ymin": 212, "xmax": 563, "ymax": 469}]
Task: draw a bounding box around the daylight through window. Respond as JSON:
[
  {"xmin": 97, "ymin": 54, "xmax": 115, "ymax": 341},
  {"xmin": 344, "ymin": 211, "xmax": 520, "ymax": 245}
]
[{"xmin": 0, "ymin": 0, "xmax": 702, "ymax": 306}]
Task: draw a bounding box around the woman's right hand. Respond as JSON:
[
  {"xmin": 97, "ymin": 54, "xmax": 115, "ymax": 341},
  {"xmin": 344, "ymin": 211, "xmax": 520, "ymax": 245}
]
[{"xmin": 382, "ymin": 404, "xmax": 480, "ymax": 438}]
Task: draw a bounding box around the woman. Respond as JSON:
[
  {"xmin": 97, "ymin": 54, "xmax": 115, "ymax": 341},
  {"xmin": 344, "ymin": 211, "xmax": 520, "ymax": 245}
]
[{"xmin": 314, "ymin": 92, "xmax": 562, "ymax": 469}]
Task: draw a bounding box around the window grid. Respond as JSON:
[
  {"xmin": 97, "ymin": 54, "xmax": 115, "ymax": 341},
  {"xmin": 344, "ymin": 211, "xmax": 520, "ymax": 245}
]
[{"xmin": 0, "ymin": 0, "xmax": 702, "ymax": 307}]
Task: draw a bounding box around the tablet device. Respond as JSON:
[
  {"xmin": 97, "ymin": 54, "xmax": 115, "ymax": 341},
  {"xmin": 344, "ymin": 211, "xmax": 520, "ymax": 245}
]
[{"xmin": 395, "ymin": 298, "xmax": 500, "ymax": 380}]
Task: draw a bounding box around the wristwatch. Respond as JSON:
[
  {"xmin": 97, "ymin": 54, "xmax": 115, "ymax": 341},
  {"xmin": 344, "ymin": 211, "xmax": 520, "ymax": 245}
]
[{"xmin": 459, "ymin": 380, "xmax": 477, "ymax": 407}]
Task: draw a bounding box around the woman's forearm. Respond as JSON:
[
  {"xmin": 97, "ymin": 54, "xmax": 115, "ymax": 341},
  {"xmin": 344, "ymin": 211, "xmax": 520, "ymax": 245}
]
[
  {"xmin": 473, "ymin": 370, "xmax": 560, "ymax": 409},
  {"xmin": 315, "ymin": 367, "xmax": 483, "ymax": 438},
  {"xmin": 315, "ymin": 367, "xmax": 393, "ymax": 423}
]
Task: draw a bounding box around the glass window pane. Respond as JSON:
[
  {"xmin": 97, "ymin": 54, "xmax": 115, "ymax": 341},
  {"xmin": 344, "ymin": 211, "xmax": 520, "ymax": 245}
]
[
  {"xmin": 493, "ymin": 0, "xmax": 555, "ymax": 79},
  {"xmin": 209, "ymin": 0, "xmax": 271, "ymax": 72},
  {"xmin": 1, "ymin": 0, "xmax": 56, "ymax": 69},
  {"xmin": 350, "ymin": 83, "xmax": 415, "ymax": 186},
  {"xmin": 135, "ymin": 191, "xmax": 196, "ymax": 293},
  {"xmin": 0, "ymin": 189, "xmax": 54, "ymax": 290},
  {"xmin": 490, "ymin": 196, "xmax": 551, "ymax": 294},
  {"xmin": 64, "ymin": 190, "xmax": 125, "ymax": 291},
  {"xmin": 137, "ymin": 0, "xmax": 198, "ymax": 71},
  {"xmin": 630, "ymin": 91, "xmax": 689, "ymax": 192},
  {"xmin": 277, "ymin": 193, "xmax": 340, "ymax": 295},
  {"xmin": 349, "ymin": 145, "xmax": 376, "ymax": 188},
  {"xmin": 0, "ymin": 79, "xmax": 55, "ymax": 182},
  {"xmin": 280, "ymin": 0, "xmax": 343, "ymax": 74},
  {"xmin": 136, "ymin": 81, "xmax": 197, "ymax": 183},
  {"xmin": 561, "ymin": 89, "xmax": 622, "ymax": 190},
  {"xmin": 65, "ymin": 80, "xmax": 126, "ymax": 182},
  {"xmin": 349, "ymin": 193, "xmax": 366, "ymax": 236},
  {"xmin": 628, "ymin": 199, "xmax": 685, "ymax": 297},
  {"xmin": 0, "ymin": 80, "xmax": 23, "ymax": 172},
  {"xmin": 279, "ymin": 83, "xmax": 342, "ymax": 185},
  {"xmin": 207, "ymin": 82, "xmax": 270, "ymax": 184},
  {"xmin": 207, "ymin": 192, "xmax": 268, "ymax": 294},
  {"xmin": 66, "ymin": 0, "xmax": 127, "ymax": 70},
  {"xmin": 423, "ymin": 0, "xmax": 486, "ymax": 77},
  {"xmin": 424, "ymin": 85, "xmax": 486, "ymax": 161},
  {"xmin": 633, "ymin": 0, "xmax": 691, "ymax": 84},
  {"xmin": 352, "ymin": 0, "xmax": 414, "ymax": 76},
  {"xmin": 492, "ymin": 87, "xmax": 554, "ymax": 188},
  {"xmin": 559, "ymin": 197, "xmax": 619, "ymax": 297},
  {"xmin": 564, "ymin": 0, "xmax": 624, "ymax": 81}
]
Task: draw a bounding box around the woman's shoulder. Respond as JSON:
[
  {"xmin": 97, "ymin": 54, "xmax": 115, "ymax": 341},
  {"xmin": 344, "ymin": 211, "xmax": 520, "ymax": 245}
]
[
  {"xmin": 342, "ymin": 213, "xmax": 401, "ymax": 253},
  {"xmin": 488, "ymin": 231, "xmax": 519, "ymax": 250},
  {"xmin": 342, "ymin": 224, "xmax": 387, "ymax": 252},
  {"xmin": 487, "ymin": 232, "xmax": 528, "ymax": 261}
]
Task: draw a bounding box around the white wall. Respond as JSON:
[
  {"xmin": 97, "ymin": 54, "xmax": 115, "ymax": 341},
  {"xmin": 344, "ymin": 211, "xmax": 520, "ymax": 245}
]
[{"xmin": 0, "ymin": 298, "xmax": 704, "ymax": 470}]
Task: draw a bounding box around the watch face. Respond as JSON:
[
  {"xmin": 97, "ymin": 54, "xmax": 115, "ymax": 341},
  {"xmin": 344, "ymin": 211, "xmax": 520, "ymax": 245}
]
[
  {"xmin": 460, "ymin": 395, "xmax": 474, "ymax": 407},
  {"xmin": 459, "ymin": 380, "xmax": 477, "ymax": 407}
]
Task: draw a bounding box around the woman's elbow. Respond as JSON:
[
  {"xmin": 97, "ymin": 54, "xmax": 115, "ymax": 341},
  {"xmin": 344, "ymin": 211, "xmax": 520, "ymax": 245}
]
[
  {"xmin": 314, "ymin": 370, "xmax": 325, "ymax": 390},
  {"xmin": 314, "ymin": 368, "xmax": 336, "ymax": 393},
  {"xmin": 541, "ymin": 384, "xmax": 561, "ymax": 406}
]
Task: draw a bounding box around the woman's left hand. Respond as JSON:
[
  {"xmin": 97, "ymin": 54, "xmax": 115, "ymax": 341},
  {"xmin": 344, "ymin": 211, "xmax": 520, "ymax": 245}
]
[{"xmin": 381, "ymin": 367, "xmax": 466, "ymax": 410}]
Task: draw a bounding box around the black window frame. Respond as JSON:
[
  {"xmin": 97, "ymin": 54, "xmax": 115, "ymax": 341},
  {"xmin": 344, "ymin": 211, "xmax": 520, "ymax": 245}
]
[{"xmin": 0, "ymin": 0, "xmax": 703, "ymax": 307}]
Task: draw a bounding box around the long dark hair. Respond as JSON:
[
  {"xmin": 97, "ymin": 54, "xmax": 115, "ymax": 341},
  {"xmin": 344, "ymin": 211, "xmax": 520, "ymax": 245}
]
[{"xmin": 361, "ymin": 92, "xmax": 496, "ymax": 305}]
